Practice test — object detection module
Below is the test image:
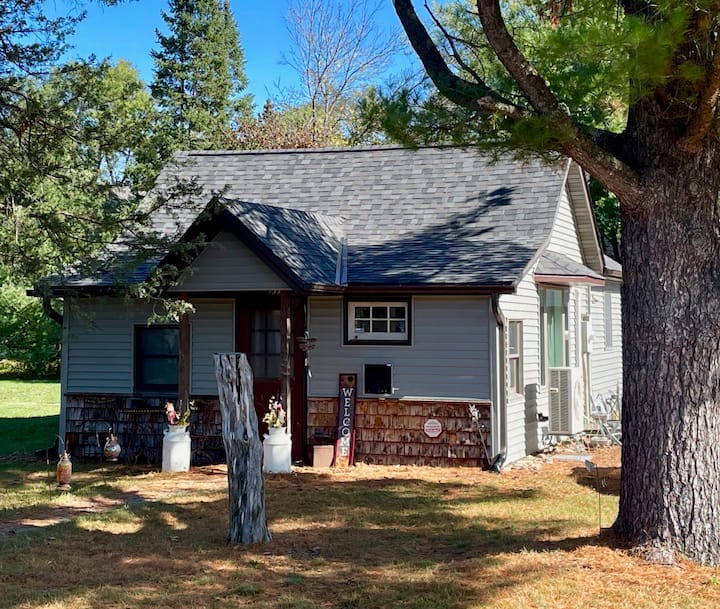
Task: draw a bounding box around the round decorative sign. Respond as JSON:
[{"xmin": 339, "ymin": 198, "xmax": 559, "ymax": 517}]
[{"xmin": 423, "ymin": 418, "xmax": 443, "ymax": 438}]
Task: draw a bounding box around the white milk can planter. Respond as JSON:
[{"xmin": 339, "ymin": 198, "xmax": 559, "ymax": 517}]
[
  {"xmin": 263, "ymin": 427, "xmax": 292, "ymax": 473},
  {"xmin": 162, "ymin": 425, "xmax": 191, "ymax": 472}
]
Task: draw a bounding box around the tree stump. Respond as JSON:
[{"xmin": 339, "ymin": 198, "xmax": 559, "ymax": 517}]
[{"xmin": 214, "ymin": 352, "xmax": 271, "ymax": 544}]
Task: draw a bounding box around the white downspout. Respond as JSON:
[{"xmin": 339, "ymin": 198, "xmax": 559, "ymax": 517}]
[{"xmin": 491, "ymin": 294, "xmax": 507, "ymax": 471}]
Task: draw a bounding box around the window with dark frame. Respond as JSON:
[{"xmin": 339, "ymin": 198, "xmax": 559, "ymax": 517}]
[
  {"xmin": 346, "ymin": 299, "xmax": 410, "ymax": 343},
  {"xmin": 364, "ymin": 363, "xmax": 393, "ymax": 395},
  {"xmin": 134, "ymin": 325, "xmax": 179, "ymax": 392},
  {"xmin": 507, "ymin": 320, "xmax": 523, "ymax": 395}
]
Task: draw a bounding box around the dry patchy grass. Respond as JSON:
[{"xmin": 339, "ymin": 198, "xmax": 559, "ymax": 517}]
[{"xmin": 1, "ymin": 448, "xmax": 719, "ymax": 609}]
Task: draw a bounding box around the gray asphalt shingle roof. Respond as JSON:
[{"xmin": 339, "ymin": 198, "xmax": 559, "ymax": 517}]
[
  {"xmin": 536, "ymin": 250, "xmax": 605, "ymax": 282},
  {"xmin": 53, "ymin": 146, "xmax": 573, "ymax": 291},
  {"xmin": 223, "ymin": 200, "xmax": 345, "ymax": 287}
]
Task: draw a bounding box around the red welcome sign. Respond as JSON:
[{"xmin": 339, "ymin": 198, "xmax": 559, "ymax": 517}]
[{"xmin": 334, "ymin": 374, "xmax": 357, "ymax": 467}]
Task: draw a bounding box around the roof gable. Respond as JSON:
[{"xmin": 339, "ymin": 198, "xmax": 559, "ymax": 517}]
[
  {"xmin": 224, "ymin": 200, "xmax": 345, "ymax": 289},
  {"xmin": 563, "ymin": 162, "xmax": 604, "ymax": 273}
]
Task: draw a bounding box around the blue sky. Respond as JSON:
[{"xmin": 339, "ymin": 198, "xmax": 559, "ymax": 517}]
[{"xmin": 49, "ymin": 0, "xmax": 418, "ymax": 109}]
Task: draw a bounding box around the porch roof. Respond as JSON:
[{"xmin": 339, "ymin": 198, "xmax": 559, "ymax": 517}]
[{"xmin": 535, "ymin": 250, "xmax": 606, "ymax": 285}]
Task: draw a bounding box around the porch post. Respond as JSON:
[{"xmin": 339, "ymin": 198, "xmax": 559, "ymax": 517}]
[
  {"xmin": 178, "ymin": 308, "xmax": 191, "ymax": 410},
  {"xmin": 280, "ymin": 292, "xmax": 292, "ymax": 431}
]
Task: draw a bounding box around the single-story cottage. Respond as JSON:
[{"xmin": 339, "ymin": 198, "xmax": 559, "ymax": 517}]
[{"xmin": 48, "ymin": 146, "xmax": 622, "ymax": 467}]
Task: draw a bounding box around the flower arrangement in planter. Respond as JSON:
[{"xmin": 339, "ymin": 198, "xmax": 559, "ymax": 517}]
[
  {"xmin": 262, "ymin": 396, "xmax": 286, "ymax": 429},
  {"xmin": 165, "ymin": 401, "xmax": 192, "ymax": 427}
]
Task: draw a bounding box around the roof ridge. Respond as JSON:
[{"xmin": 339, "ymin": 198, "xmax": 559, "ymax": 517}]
[{"xmin": 177, "ymin": 144, "xmax": 476, "ymax": 158}]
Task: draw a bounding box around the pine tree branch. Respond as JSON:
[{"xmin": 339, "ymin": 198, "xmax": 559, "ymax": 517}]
[
  {"xmin": 680, "ymin": 28, "xmax": 720, "ymax": 153},
  {"xmin": 392, "ymin": 0, "xmax": 527, "ymax": 119},
  {"xmin": 474, "ymin": 0, "xmax": 562, "ymax": 116},
  {"xmin": 471, "ymin": 0, "xmax": 640, "ymax": 199},
  {"xmin": 393, "ymin": 0, "xmax": 641, "ymax": 199}
]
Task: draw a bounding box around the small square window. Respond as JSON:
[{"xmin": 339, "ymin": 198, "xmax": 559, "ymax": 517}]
[
  {"xmin": 364, "ymin": 363, "xmax": 392, "ymax": 394},
  {"xmin": 346, "ymin": 299, "xmax": 411, "ymax": 344}
]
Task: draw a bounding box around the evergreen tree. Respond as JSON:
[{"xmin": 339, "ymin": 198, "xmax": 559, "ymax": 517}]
[
  {"xmin": 151, "ymin": 0, "xmax": 252, "ymax": 151},
  {"xmin": 1, "ymin": 61, "xmax": 159, "ymax": 281}
]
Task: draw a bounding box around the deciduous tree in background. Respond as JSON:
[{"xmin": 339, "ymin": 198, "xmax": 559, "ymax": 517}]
[
  {"xmin": 281, "ymin": 0, "xmax": 404, "ymax": 145},
  {"xmin": 392, "ymin": 0, "xmax": 720, "ymax": 564}
]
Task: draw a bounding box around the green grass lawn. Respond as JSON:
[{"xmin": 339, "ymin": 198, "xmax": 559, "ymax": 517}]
[
  {"xmin": 1, "ymin": 454, "xmax": 718, "ymax": 609},
  {"xmin": 0, "ymin": 379, "xmax": 60, "ymax": 456}
]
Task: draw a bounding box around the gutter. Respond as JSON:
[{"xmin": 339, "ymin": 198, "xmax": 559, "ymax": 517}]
[{"xmin": 490, "ymin": 294, "xmax": 507, "ymax": 472}]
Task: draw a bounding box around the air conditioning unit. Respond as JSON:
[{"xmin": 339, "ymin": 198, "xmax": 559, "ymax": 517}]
[{"xmin": 548, "ymin": 367, "xmax": 585, "ymax": 435}]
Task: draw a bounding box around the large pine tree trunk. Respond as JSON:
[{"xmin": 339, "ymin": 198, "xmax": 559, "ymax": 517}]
[
  {"xmin": 614, "ymin": 145, "xmax": 720, "ymax": 564},
  {"xmin": 214, "ymin": 353, "xmax": 271, "ymax": 544}
]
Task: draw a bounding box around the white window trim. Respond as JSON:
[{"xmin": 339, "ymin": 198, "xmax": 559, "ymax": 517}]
[
  {"xmin": 507, "ymin": 320, "xmax": 523, "ymax": 396},
  {"xmin": 539, "ymin": 287, "xmax": 569, "ymax": 386},
  {"xmin": 604, "ymin": 291, "xmax": 614, "ymax": 349},
  {"xmin": 346, "ymin": 300, "xmax": 410, "ymax": 343}
]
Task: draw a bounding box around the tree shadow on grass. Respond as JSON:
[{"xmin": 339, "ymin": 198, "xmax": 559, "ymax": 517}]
[
  {"xmin": 0, "ymin": 466, "xmax": 628, "ymax": 609},
  {"xmin": 570, "ymin": 465, "xmax": 621, "ymax": 496}
]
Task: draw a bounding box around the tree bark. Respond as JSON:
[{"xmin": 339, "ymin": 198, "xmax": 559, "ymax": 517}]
[
  {"xmin": 614, "ymin": 138, "xmax": 720, "ymax": 564},
  {"xmin": 214, "ymin": 352, "xmax": 271, "ymax": 544}
]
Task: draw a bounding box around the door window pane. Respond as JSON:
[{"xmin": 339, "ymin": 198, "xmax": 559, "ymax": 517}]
[
  {"xmin": 266, "ymin": 355, "xmax": 281, "ymax": 379},
  {"xmin": 250, "ymin": 307, "xmax": 283, "ymax": 379},
  {"xmin": 268, "ymin": 309, "xmax": 282, "ymax": 331}
]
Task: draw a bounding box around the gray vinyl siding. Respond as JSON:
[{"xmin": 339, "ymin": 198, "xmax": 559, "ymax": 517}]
[
  {"xmin": 499, "ymin": 268, "xmax": 544, "ymax": 462},
  {"xmin": 170, "ymin": 230, "xmax": 289, "ymax": 292},
  {"xmin": 64, "ymin": 297, "xmax": 234, "ymax": 396},
  {"xmin": 189, "ymin": 299, "xmax": 234, "ymax": 395},
  {"xmin": 307, "ymin": 295, "xmax": 492, "ymax": 400},
  {"xmin": 500, "ymin": 233, "xmax": 604, "ymax": 461},
  {"xmin": 590, "ymin": 281, "xmax": 623, "ymax": 399},
  {"xmin": 65, "ymin": 298, "xmax": 150, "ymax": 393},
  {"xmin": 546, "ymin": 187, "xmax": 583, "ymax": 263}
]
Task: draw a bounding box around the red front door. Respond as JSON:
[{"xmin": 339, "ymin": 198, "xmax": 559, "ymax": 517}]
[{"xmin": 236, "ymin": 294, "xmax": 306, "ymax": 461}]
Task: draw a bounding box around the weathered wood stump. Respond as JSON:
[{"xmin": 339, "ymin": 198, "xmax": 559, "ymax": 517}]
[{"xmin": 214, "ymin": 352, "xmax": 271, "ymax": 544}]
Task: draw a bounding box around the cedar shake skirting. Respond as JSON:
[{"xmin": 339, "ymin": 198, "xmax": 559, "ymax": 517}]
[
  {"xmin": 63, "ymin": 395, "xmax": 224, "ymax": 465},
  {"xmin": 64, "ymin": 394, "xmax": 492, "ymax": 468},
  {"xmin": 308, "ymin": 398, "xmax": 492, "ymax": 468}
]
